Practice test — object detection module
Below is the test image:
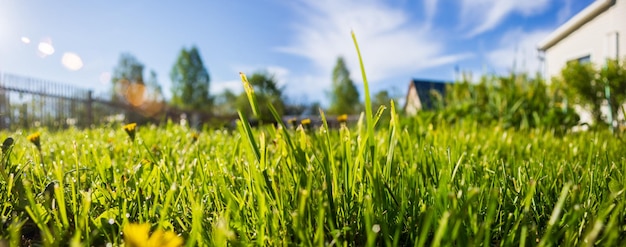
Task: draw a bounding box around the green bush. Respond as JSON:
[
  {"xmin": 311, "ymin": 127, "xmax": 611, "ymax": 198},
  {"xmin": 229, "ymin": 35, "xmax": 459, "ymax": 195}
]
[
  {"xmin": 429, "ymin": 73, "xmax": 579, "ymax": 132},
  {"xmin": 554, "ymin": 58, "xmax": 626, "ymax": 128}
]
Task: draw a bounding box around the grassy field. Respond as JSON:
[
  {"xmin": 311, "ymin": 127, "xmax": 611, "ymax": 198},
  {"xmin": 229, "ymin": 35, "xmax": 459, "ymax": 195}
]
[
  {"xmin": 1, "ymin": 112, "xmax": 625, "ymax": 246},
  {"xmin": 1, "ymin": 36, "xmax": 625, "ymax": 246}
]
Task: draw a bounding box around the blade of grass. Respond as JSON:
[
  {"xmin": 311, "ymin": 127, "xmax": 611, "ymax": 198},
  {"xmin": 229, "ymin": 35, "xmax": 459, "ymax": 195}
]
[{"xmin": 351, "ymin": 31, "xmax": 375, "ymax": 161}]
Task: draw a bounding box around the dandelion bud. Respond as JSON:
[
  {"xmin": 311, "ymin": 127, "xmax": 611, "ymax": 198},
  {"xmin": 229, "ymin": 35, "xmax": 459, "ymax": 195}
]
[
  {"xmin": 337, "ymin": 114, "xmax": 348, "ymax": 124},
  {"xmin": 123, "ymin": 123, "xmax": 137, "ymax": 141},
  {"xmin": 301, "ymin": 118, "xmax": 311, "ymax": 130},
  {"xmin": 27, "ymin": 132, "xmax": 41, "ymax": 150},
  {"xmin": 2, "ymin": 137, "xmax": 14, "ymax": 154}
]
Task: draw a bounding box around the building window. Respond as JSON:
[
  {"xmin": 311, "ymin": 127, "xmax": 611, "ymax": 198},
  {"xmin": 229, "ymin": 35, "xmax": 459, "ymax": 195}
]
[
  {"xmin": 568, "ymin": 55, "xmax": 591, "ymax": 65},
  {"xmin": 577, "ymin": 55, "xmax": 591, "ymax": 64}
]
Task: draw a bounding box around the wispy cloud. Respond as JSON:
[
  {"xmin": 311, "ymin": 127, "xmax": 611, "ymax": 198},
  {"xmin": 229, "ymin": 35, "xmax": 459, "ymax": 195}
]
[
  {"xmin": 211, "ymin": 79, "xmax": 242, "ymax": 94},
  {"xmin": 423, "ymin": 0, "xmax": 438, "ymax": 27},
  {"xmin": 486, "ymin": 28, "xmax": 551, "ymax": 74},
  {"xmin": 229, "ymin": 64, "xmax": 291, "ymax": 90},
  {"xmin": 278, "ymin": 0, "xmax": 470, "ymax": 98},
  {"xmin": 460, "ymin": 0, "xmax": 552, "ymax": 37},
  {"xmin": 557, "ymin": 0, "xmax": 573, "ymax": 24}
]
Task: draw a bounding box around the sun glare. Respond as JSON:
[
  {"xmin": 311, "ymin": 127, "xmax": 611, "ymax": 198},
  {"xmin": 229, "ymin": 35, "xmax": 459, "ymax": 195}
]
[
  {"xmin": 100, "ymin": 72, "xmax": 111, "ymax": 84},
  {"xmin": 38, "ymin": 41, "xmax": 55, "ymax": 56},
  {"xmin": 61, "ymin": 52, "xmax": 84, "ymax": 71}
]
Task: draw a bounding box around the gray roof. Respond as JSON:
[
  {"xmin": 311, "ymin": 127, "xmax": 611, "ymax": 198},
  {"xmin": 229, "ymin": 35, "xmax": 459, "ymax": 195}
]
[{"xmin": 410, "ymin": 79, "xmax": 448, "ymax": 110}]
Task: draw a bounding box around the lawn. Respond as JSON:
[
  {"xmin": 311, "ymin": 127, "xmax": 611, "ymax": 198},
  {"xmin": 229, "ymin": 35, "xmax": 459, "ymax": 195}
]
[
  {"xmin": 1, "ymin": 112, "xmax": 624, "ymax": 246},
  {"xmin": 1, "ymin": 35, "xmax": 625, "ymax": 247}
]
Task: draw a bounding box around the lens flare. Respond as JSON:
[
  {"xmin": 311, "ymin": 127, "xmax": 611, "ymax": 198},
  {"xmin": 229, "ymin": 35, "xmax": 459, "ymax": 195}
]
[
  {"xmin": 99, "ymin": 72, "xmax": 111, "ymax": 84},
  {"xmin": 21, "ymin": 37, "xmax": 31, "ymax": 44},
  {"xmin": 114, "ymin": 79, "xmax": 165, "ymax": 117},
  {"xmin": 61, "ymin": 52, "xmax": 83, "ymax": 71},
  {"xmin": 38, "ymin": 41, "xmax": 55, "ymax": 56}
]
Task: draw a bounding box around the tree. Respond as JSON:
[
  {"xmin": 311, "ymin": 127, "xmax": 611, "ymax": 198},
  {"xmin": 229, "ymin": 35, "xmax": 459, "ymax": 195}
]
[
  {"xmin": 170, "ymin": 46, "xmax": 211, "ymax": 112},
  {"xmin": 213, "ymin": 89, "xmax": 238, "ymax": 116},
  {"xmin": 111, "ymin": 53, "xmax": 145, "ymax": 104},
  {"xmin": 328, "ymin": 57, "xmax": 360, "ymax": 114},
  {"xmin": 236, "ymin": 71, "xmax": 285, "ymax": 122},
  {"xmin": 372, "ymin": 90, "xmax": 392, "ymax": 112},
  {"xmin": 557, "ymin": 58, "xmax": 626, "ymax": 126}
]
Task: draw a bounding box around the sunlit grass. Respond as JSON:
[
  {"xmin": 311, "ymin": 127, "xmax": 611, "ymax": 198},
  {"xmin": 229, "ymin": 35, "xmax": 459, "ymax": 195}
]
[
  {"xmin": 0, "ymin": 32, "xmax": 624, "ymax": 246},
  {"xmin": 0, "ymin": 115, "xmax": 624, "ymax": 246}
]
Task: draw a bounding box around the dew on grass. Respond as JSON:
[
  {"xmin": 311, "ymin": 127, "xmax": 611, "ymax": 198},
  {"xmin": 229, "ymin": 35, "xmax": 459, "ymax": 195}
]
[{"xmin": 372, "ymin": 224, "xmax": 380, "ymax": 233}]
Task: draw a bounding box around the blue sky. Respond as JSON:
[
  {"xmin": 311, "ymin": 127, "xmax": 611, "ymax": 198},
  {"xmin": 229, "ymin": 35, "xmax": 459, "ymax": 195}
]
[{"xmin": 0, "ymin": 0, "xmax": 593, "ymax": 105}]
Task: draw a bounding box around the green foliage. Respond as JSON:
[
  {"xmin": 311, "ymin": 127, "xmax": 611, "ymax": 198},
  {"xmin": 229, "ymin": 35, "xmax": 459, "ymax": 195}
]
[
  {"xmin": 170, "ymin": 46, "xmax": 211, "ymax": 112},
  {"xmin": 328, "ymin": 57, "xmax": 361, "ymax": 114},
  {"xmin": 435, "ymin": 73, "xmax": 579, "ymax": 132},
  {"xmin": 372, "ymin": 90, "xmax": 392, "ymax": 112},
  {"xmin": 213, "ymin": 89, "xmax": 239, "ymax": 116},
  {"xmin": 236, "ymin": 71, "xmax": 285, "ymax": 123},
  {"xmin": 109, "ymin": 54, "xmax": 164, "ymax": 122},
  {"xmin": 556, "ymin": 58, "xmax": 626, "ymax": 125},
  {"xmin": 111, "ymin": 53, "xmax": 145, "ymax": 103},
  {"xmin": 1, "ymin": 119, "xmax": 625, "ymax": 246}
]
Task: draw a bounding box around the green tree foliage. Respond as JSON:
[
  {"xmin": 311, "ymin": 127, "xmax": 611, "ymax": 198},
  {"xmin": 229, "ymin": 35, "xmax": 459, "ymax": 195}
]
[
  {"xmin": 146, "ymin": 70, "xmax": 164, "ymax": 102},
  {"xmin": 236, "ymin": 71, "xmax": 285, "ymax": 122},
  {"xmin": 170, "ymin": 46, "xmax": 211, "ymax": 112},
  {"xmin": 434, "ymin": 73, "xmax": 579, "ymax": 132},
  {"xmin": 111, "ymin": 53, "xmax": 145, "ymax": 103},
  {"xmin": 372, "ymin": 90, "xmax": 393, "ymax": 112},
  {"xmin": 328, "ymin": 57, "xmax": 360, "ymax": 114},
  {"xmin": 556, "ymin": 58, "xmax": 626, "ymax": 125},
  {"xmin": 213, "ymin": 89, "xmax": 238, "ymax": 116},
  {"xmin": 110, "ymin": 53, "xmax": 165, "ymax": 120}
]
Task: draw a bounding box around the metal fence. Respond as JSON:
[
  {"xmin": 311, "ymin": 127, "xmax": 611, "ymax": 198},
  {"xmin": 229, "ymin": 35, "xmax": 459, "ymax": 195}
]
[
  {"xmin": 0, "ymin": 73, "xmax": 356, "ymax": 130},
  {"xmin": 0, "ymin": 72, "xmax": 208, "ymax": 130}
]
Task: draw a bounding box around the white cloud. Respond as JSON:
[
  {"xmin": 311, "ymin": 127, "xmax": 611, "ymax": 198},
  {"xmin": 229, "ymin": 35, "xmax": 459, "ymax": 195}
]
[
  {"xmin": 557, "ymin": 0, "xmax": 573, "ymax": 24},
  {"xmin": 278, "ymin": 0, "xmax": 470, "ymax": 96},
  {"xmin": 215, "ymin": 64, "xmax": 291, "ymax": 95},
  {"xmin": 211, "ymin": 79, "xmax": 242, "ymax": 94},
  {"xmin": 230, "ymin": 64, "xmax": 291, "ymax": 89},
  {"xmin": 265, "ymin": 65, "xmax": 290, "ymax": 86},
  {"xmin": 460, "ymin": 0, "xmax": 552, "ymax": 37},
  {"xmin": 486, "ymin": 28, "xmax": 551, "ymax": 74},
  {"xmin": 424, "ymin": 0, "xmax": 438, "ymax": 27}
]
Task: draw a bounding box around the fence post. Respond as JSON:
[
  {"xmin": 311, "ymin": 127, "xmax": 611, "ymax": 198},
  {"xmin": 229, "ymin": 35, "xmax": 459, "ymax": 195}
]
[{"xmin": 86, "ymin": 90, "xmax": 93, "ymax": 127}]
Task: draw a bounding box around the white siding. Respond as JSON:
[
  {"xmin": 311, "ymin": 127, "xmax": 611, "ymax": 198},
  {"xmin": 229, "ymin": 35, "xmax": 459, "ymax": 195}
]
[
  {"xmin": 404, "ymin": 84, "xmax": 422, "ymax": 116},
  {"xmin": 544, "ymin": 0, "xmax": 626, "ymax": 78}
]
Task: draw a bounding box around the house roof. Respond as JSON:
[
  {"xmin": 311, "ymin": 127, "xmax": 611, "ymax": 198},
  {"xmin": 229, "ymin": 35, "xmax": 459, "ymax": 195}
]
[
  {"xmin": 408, "ymin": 79, "xmax": 448, "ymax": 110},
  {"xmin": 537, "ymin": 0, "xmax": 614, "ymax": 51}
]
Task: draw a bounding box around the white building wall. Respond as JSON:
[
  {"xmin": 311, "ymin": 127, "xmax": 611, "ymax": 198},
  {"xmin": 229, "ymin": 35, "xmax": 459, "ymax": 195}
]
[
  {"xmin": 404, "ymin": 85, "xmax": 422, "ymax": 116},
  {"xmin": 544, "ymin": 0, "xmax": 626, "ymax": 78}
]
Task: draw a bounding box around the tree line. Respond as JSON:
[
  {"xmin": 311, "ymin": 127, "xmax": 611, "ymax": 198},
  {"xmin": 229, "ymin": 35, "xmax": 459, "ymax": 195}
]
[{"xmin": 110, "ymin": 47, "xmax": 395, "ymax": 122}]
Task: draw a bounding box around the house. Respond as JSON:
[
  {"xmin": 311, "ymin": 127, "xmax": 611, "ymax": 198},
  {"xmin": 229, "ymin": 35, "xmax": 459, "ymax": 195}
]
[
  {"xmin": 537, "ymin": 0, "xmax": 626, "ymax": 78},
  {"xmin": 403, "ymin": 79, "xmax": 447, "ymax": 115},
  {"xmin": 537, "ymin": 0, "xmax": 626, "ymax": 126}
]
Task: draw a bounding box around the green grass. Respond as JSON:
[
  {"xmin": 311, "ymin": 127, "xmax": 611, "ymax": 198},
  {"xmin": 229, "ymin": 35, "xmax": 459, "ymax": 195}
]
[
  {"xmin": 0, "ymin": 33, "xmax": 624, "ymax": 246},
  {"xmin": 0, "ymin": 115, "xmax": 625, "ymax": 246}
]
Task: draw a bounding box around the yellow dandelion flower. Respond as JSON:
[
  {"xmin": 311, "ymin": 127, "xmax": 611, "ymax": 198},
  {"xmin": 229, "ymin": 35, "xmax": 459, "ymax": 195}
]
[
  {"xmin": 191, "ymin": 132, "xmax": 199, "ymax": 143},
  {"xmin": 337, "ymin": 114, "xmax": 348, "ymax": 123},
  {"xmin": 301, "ymin": 118, "xmax": 312, "ymax": 130},
  {"xmin": 27, "ymin": 132, "xmax": 41, "ymax": 150},
  {"xmin": 288, "ymin": 117, "xmax": 298, "ymax": 127},
  {"xmin": 124, "ymin": 223, "xmax": 183, "ymax": 247},
  {"xmin": 123, "ymin": 123, "xmax": 137, "ymax": 141}
]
